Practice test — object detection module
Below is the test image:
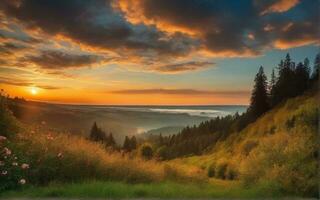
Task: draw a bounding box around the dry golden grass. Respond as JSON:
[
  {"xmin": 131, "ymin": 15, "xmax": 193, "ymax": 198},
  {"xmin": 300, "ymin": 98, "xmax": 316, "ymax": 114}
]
[{"xmin": 12, "ymin": 127, "xmax": 206, "ymax": 185}]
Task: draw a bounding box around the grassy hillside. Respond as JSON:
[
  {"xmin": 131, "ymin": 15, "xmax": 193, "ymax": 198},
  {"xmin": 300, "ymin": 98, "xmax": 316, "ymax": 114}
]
[
  {"xmin": 170, "ymin": 92, "xmax": 319, "ymax": 196},
  {"xmin": 1, "ymin": 92, "xmax": 318, "ymax": 198}
]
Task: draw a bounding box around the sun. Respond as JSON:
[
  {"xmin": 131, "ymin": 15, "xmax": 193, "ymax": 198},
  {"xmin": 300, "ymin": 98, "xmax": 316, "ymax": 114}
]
[{"xmin": 30, "ymin": 87, "xmax": 38, "ymax": 95}]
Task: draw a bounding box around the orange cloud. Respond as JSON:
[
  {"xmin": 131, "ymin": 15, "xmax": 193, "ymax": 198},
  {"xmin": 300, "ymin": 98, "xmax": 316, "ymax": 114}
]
[{"xmin": 260, "ymin": 0, "xmax": 300, "ymax": 15}]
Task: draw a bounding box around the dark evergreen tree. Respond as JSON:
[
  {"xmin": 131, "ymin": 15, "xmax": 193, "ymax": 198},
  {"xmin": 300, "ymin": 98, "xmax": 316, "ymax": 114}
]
[
  {"xmin": 123, "ymin": 136, "xmax": 130, "ymax": 151},
  {"xmin": 106, "ymin": 133, "xmax": 116, "ymax": 147},
  {"xmin": 269, "ymin": 68, "xmax": 277, "ymax": 106},
  {"xmin": 89, "ymin": 122, "xmax": 105, "ymax": 142},
  {"xmin": 294, "ymin": 61, "xmax": 310, "ymax": 95},
  {"xmin": 312, "ymin": 53, "xmax": 320, "ymax": 81},
  {"xmin": 129, "ymin": 136, "xmax": 137, "ymax": 150},
  {"xmin": 248, "ymin": 66, "xmax": 269, "ymax": 119}
]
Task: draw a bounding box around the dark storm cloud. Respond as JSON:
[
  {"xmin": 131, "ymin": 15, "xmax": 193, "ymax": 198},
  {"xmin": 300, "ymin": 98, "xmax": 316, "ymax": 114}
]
[
  {"xmin": 117, "ymin": 0, "xmax": 319, "ymax": 55},
  {"xmin": 0, "ymin": 0, "xmax": 318, "ymax": 73},
  {"xmin": 0, "ymin": 0, "xmax": 196, "ymax": 57},
  {"xmin": 112, "ymin": 88, "xmax": 250, "ymax": 96},
  {"xmin": 21, "ymin": 50, "xmax": 105, "ymax": 69}
]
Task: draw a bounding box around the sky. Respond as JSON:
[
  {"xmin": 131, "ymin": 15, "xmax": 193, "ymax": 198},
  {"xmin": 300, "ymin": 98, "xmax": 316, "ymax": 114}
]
[{"xmin": 0, "ymin": 0, "xmax": 319, "ymax": 105}]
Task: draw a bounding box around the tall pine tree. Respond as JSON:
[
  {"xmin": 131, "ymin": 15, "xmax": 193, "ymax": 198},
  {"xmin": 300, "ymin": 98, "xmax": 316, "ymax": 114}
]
[
  {"xmin": 249, "ymin": 66, "xmax": 269, "ymax": 119},
  {"xmin": 89, "ymin": 122, "xmax": 105, "ymax": 142},
  {"xmin": 269, "ymin": 68, "xmax": 277, "ymax": 106}
]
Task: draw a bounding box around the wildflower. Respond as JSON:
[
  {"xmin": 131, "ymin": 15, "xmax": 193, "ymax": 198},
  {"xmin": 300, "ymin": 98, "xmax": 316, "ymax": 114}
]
[
  {"xmin": 47, "ymin": 134, "xmax": 54, "ymax": 140},
  {"xmin": 19, "ymin": 179, "xmax": 26, "ymax": 185},
  {"xmin": 21, "ymin": 163, "xmax": 29, "ymax": 169},
  {"xmin": 0, "ymin": 135, "xmax": 7, "ymax": 141},
  {"xmin": 1, "ymin": 170, "xmax": 7, "ymax": 175},
  {"xmin": 12, "ymin": 162, "xmax": 18, "ymax": 166},
  {"xmin": 3, "ymin": 147, "xmax": 11, "ymax": 155},
  {"xmin": 0, "ymin": 161, "xmax": 4, "ymax": 166},
  {"xmin": 14, "ymin": 156, "xmax": 17, "ymax": 160},
  {"xmin": 57, "ymin": 152, "xmax": 63, "ymax": 158}
]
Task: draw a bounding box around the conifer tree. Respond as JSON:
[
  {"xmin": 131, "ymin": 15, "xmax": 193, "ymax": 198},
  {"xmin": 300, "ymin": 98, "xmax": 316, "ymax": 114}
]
[
  {"xmin": 106, "ymin": 133, "xmax": 116, "ymax": 147},
  {"xmin": 130, "ymin": 136, "xmax": 137, "ymax": 150},
  {"xmin": 312, "ymin": 53, "xmax": 320, "ymax": 80},
  {"xmin": 123, "ymin": 136, "xmax": 130, "ymax": 151},
  {"xmin": 269, "ymin": 69, "xmax": 277, "ymax": 106},
  {"xmin": 249, "ymin": 66, "xmax": 269, "ymax": 119}
]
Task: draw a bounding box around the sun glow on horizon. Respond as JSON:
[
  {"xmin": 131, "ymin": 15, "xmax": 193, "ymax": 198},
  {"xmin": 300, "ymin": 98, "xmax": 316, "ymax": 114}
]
[{"xmin": 30, "ymin": 87, "xmax": 38, "ymax": 95}]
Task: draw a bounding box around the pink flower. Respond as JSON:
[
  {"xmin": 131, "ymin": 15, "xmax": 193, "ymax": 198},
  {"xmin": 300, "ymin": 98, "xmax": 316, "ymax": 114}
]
[
  {"xmin": 19, "ymin": 179, "xmax": 26, "ymax": 185},
  {"xmin": 46, "ymin": 134, "xmax": 54, "ymax": 140},
  {"xmin": 1, "ymin": 170, "xmax": 7, "ymax": 175},
  {"xmin": 21, "ymin": 163, "xmax": 29, "ymax": 169},
  {"xmin": 3, "ymin": 147, "xmax": 11, "ymax": 155},
  {"xmin": 0, "ymin": 135, "xmax": 7, "ymax": 142}
]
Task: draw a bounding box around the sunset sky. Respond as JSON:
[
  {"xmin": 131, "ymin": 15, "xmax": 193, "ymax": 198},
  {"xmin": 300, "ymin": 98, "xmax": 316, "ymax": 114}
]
[{"xmin": 0, "ymin": 0, "xmax": 318, "ymax": 105}]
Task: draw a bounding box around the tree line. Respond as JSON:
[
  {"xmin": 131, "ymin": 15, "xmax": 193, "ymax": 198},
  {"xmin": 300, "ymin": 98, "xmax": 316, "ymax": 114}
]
[
  {"xmin": 150, "ymin": 53, "xmax": 319, "ymax": 160},
  {"xmin": 89, "ymin": 122, "xmax": 138, "ymax": 152}
]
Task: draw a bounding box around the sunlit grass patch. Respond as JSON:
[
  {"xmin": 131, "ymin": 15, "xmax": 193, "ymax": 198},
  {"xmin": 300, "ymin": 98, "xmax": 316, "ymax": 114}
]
[{"xmin": 1, "ymin": 180, "xmax": 285, "ymax": 199}]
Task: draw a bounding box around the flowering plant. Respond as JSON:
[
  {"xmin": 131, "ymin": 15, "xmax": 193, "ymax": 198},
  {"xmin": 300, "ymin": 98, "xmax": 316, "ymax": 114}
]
[{"xmin": 0, "ymin": 135, "xmax": 29, "ymax": 191}]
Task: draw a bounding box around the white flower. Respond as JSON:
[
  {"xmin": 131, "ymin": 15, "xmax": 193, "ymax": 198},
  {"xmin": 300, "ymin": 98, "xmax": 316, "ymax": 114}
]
[
  {"xmin": 12, "ymin": 162, "xmax": 18, "ymax": 166},
  {"xmin": 21, "ymin": 163, "xmax": 30, "ymax": 169},
  {"xmin": 3, "ymin": 147, "xmax": 11, "ymax": 155},
  {"xmin": 19, "ymin": 179, "xmax": 26, "ymax": 185},
  {"xmin": 1, "ymin": 170, "xmax": 7, "ymax": 175},
  {"xmin": 57, "ymin": 152, "xmax": 63, "ymax": 158}
]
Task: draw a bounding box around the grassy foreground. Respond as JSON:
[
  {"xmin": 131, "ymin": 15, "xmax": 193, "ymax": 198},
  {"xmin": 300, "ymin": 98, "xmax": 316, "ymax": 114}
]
[{"xmin": 1, "ymin": 180, "xmax": 285, "ymax": 199}]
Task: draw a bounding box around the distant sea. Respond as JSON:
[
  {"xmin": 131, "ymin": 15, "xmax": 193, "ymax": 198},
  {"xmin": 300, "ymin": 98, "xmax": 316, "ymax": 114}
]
[{"xmin": 104, "ymin": 105, "xmax": 247, "ymax": 118}]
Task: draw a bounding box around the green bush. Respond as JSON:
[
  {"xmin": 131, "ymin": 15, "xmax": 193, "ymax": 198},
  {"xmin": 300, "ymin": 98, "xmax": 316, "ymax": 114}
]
[
  {"xmin": 207, "ymin": 162, "xmax": 215, "ymax": 178},
  {"xmin": 225, "ymin": 165, "xmax": 237, "ymax": 180},
  {"xmin": 0, "ymin": 138, "xmax": 30, "ymax": 192},
  {"xmin": 155, "ymin": 146, "xmax": 169, "ymax": 160},
  {"xmin": 140, "ymin": 144, "xmax": 153, "ymax": 160},
  {"xmin": 215, "ymin": 162, "xmax": 228, "ymax": 179},
  {"xmin": 240, "ymin": 131, "xmax": 318, "ymax": 197},
  {"xmin": 0, "ymin": 93, "xmax": 19, "ymax": 138}
]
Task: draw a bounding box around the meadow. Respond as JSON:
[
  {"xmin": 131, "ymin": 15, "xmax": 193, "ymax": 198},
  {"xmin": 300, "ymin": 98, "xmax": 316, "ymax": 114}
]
[{"xmin": 0, "ymin": 90, "xmax": 318, "ymax": 198}]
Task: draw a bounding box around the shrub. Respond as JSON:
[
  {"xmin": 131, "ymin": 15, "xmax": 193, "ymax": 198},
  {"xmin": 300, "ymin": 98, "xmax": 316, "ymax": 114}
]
[
  {"xmin": 0, "ymin": 137, "xmax": 30, "ymax": 192},
  {"xmin": 0, "ymin": 93, "xmax": 20, "ymax": 138},
  {"xmin": 155, "ymin": 146, "xmax": 169, "ymax": 160},
  {"xmin": 140, "ymin": 144, "xmax": 153, "ymax": 160},
  {"xmin": 240, "ymin": 131, "xmax": 318, "ymax": 197},
  {"xmin": 241, "ymin": 140, "xmax": 258, "ymax": 156},
  {"xmin": 225, "ymin": 165, "xmax": 237, "ymax": 180},
  {"xmin": 215, "ymin": 162, "xmax": 228, "ymax": 179},
  {"xmin": 207, "ymin": 162, "xmax": 215, "ymax": 178}
]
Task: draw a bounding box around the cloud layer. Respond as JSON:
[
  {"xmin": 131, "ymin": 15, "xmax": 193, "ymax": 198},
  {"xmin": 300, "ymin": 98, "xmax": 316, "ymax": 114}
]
[
  {"xmin": 0, "ymin": 0, "xmax": 318, "ymax": 76},
  {"xmin": 112, "ymin": 88, "xmax": 250, "ymax": 96}
]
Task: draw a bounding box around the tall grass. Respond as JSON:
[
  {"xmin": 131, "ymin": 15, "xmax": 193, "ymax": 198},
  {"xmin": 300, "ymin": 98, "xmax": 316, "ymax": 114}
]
[
  {"xmin": 1, "ymin": 180, "xmax": 284, "ymax": 198},
  {"xmin": 172, "ymin": 94, "xmax": 319, "ymax": 197},
  {"xmin": 10, "ymin": 127, "xmax": 205, "ymax": 187}
]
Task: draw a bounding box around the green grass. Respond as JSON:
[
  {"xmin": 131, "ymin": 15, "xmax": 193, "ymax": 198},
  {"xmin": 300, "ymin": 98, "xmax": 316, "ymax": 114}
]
[{"xmin": 1, "ymin": 180, "xmax": 284, "ymax": 199}]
